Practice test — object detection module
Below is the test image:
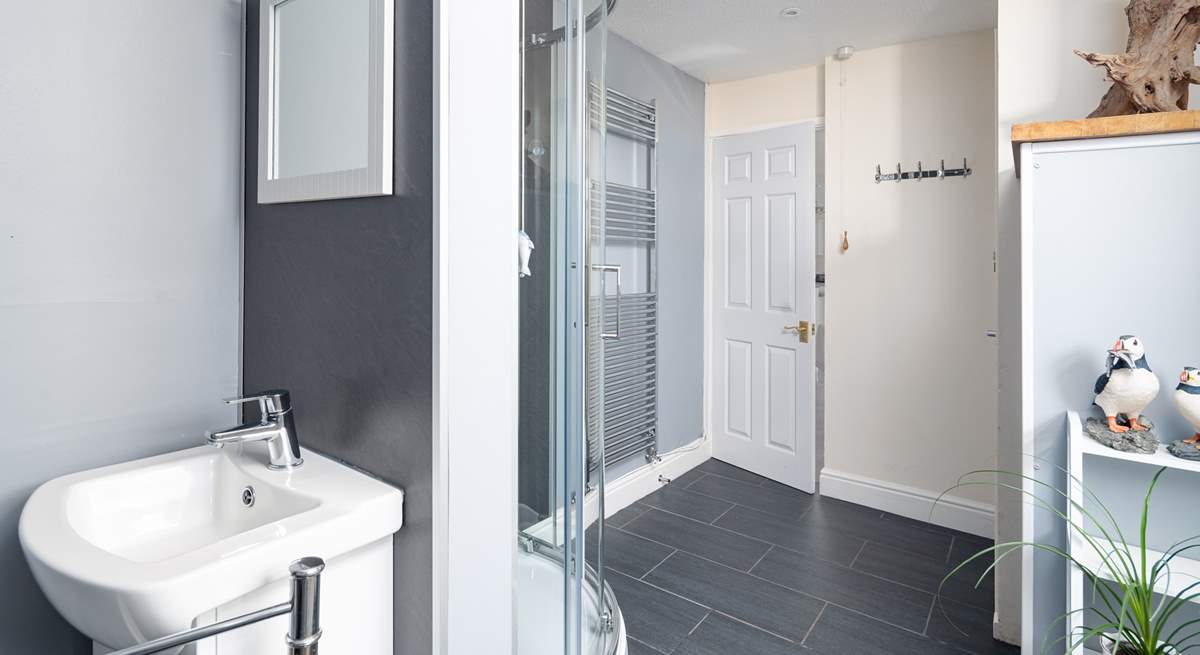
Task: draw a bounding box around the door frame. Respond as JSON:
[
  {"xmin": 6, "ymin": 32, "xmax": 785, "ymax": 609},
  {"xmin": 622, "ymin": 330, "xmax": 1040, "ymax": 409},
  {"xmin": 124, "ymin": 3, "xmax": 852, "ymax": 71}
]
[{"xmin": 702, "ymin": 117, "xmax": 824, "ymax": 484}]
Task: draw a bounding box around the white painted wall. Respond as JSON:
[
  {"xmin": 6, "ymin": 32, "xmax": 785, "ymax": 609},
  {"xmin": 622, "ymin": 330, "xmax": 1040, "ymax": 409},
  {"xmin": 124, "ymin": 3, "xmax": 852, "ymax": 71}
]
[
  {"xmin": 0, "ymin": 2, "xmax": 244, "ymax": 650},
  {"xmin": 822, "ymin": 30, "xmax": 998, "ymax": 517},
  {"xmin": 706, "ymin": 66, "xmax": 824, "ymax": 136},
  {"xmin": 995, "ymin": 1, "xmax": 1200, "ymax": 644},
  {"xmin": 432, "ymin": 0, "xmax": 519, "ymax": 653}
]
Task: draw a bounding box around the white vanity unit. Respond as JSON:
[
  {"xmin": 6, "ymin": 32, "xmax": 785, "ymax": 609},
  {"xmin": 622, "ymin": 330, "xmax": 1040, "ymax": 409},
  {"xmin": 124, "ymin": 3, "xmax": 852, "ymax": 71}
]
[
  {"xmin": 19, "ymin": 443, "xmax": 403, "ymax": 654},
  {"xmin": 1009, "ymin": 113, "xmax": 1200, "ymax": 655}
]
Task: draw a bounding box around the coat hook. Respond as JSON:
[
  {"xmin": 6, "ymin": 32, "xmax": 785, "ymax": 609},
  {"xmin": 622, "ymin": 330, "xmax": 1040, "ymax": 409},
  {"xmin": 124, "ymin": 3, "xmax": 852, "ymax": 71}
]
[
  {"xmin": 895, "ymin": 163, "xmax": 901, "ymax": 183},
  {"xmin": 938, "ymin": 158, "xmax": 946, "ymax": 180},
  {"xmin": 841, "ymin": 230, "xmax": 850, "ymax": 252},
  {"xmin": 915, "ymin": 160, "xmax": 922, "ymax": 181},
  {"xmin": 963, "ymin": 157, "xmax": 971, "ymax": 177},
  {"xmin": 875, "ymin": 164, "xmax": 882, "ymax": 184}
]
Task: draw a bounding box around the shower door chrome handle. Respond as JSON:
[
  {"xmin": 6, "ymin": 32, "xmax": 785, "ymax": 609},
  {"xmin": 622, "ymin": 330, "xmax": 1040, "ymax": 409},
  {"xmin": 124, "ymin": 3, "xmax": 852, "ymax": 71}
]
[{"xmin": 593, "ymin": 264, "xmax": 622, "ymax": 340}]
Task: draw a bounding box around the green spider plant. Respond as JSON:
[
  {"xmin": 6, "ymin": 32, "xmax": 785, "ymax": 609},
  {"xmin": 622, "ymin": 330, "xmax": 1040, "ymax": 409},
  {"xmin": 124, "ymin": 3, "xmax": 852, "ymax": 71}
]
[{"xmin": 937, "ymin": 466, "xmax": 1200, "ymax": 655}]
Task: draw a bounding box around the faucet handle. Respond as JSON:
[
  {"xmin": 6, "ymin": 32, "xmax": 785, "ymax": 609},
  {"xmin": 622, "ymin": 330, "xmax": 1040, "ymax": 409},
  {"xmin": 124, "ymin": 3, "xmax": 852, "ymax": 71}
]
[{"xmin": 225, "ymin": 390, "xmax": 292, "ymax": 417}]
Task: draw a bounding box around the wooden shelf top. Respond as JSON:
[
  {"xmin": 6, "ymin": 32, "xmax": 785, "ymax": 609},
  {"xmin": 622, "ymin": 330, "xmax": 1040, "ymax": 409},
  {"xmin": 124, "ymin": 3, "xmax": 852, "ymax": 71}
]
[{"xmin": 1011, "ymin": 110, "xmax": 1200, "ymax": 177}]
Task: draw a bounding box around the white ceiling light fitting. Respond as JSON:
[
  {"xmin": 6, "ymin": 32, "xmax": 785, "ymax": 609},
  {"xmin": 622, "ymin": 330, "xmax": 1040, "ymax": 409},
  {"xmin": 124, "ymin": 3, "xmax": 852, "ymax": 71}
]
[
  {"xmin": 834, "ymin": 45, "xmax": 855, "ymax": 60},
  {"xmin": 779, "ymin": 7, "xmax": 804, "ymax": 19}
]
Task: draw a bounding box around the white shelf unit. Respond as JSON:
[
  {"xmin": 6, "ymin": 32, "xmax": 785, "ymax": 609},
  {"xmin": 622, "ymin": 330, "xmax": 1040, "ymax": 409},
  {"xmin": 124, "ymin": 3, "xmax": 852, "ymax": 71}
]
[{"xmin": 1066, "ymin": 411, "xmax": 1200, "ymax": 651}]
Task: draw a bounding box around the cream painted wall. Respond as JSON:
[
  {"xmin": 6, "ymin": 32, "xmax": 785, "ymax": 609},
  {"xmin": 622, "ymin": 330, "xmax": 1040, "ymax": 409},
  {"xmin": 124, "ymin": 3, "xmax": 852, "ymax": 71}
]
[
  {"xmin": 994, "ymin": 0, "xmax": 1200, "ymax": 646},
  {"xmin": 823, "ymin": 30, "xmax": 998, "ymax": 508},
  {"xmin": 706, "ymin": 65, "xmax": 824, "ymax": 135}
]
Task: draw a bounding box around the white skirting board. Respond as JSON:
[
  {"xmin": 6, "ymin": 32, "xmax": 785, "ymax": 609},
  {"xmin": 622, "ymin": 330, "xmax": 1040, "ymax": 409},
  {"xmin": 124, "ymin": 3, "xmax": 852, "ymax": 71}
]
[
  {"xmin": 594, "ymin": 435, "xmax": 712, "ymax": 522},
  {"xmin": 819, "ymin": 468, "xmax": 995, "ymax": 539},
  {"xmin": 524, "ymin": 435, "xmax": 712, "ymax": 544}
]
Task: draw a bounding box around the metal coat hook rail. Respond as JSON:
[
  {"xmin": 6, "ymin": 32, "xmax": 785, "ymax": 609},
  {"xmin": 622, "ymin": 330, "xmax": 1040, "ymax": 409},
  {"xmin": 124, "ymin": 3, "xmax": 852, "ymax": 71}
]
[{"xmin": 874, "ymin": 158, "xmax": 971, "ymax": 183}]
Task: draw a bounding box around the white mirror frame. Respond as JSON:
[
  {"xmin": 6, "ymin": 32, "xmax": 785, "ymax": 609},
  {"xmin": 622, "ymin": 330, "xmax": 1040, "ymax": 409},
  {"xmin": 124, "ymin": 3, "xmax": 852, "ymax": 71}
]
[{"xmin": 257, "ymin": 0, "xmax": 393, "ymax": 204}]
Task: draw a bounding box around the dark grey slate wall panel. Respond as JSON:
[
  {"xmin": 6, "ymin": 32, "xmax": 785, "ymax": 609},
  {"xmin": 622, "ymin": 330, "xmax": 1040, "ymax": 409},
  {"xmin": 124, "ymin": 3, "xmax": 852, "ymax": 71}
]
[{"xmin": 243, "ymin": 2, "xmax": 433, "ymax": 653}]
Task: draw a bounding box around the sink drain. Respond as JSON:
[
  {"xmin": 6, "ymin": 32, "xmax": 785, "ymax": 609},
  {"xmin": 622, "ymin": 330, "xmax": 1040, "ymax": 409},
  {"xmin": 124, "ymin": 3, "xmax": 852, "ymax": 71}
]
[{"xmin": 241, "ymin": 486, "xmax": 256, "ymax": 508}]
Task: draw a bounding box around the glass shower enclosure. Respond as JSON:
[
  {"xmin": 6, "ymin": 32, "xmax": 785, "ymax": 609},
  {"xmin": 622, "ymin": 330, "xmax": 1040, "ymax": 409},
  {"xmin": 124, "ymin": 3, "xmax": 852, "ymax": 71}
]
[{"xmin": 517, "ymin": 1, "xmax": 625, "ymax": 654}]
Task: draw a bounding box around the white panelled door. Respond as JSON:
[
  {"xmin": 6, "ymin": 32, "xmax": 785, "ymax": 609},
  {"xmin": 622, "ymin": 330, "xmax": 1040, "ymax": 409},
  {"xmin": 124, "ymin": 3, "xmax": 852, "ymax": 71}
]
[{"xmin": 711, "ymin": 123, "xmax": 816, "ymax": 492}]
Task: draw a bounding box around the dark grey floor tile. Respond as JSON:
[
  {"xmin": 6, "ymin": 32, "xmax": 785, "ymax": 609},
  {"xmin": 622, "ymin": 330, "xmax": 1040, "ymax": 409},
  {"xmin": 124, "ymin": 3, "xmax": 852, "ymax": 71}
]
[
  {"xmin": 607, "ymin": 569, "xmax": 708, "ymax": 654},
  {"xmin": 640, "ymin": 484, "xmax": 735, "ymax": 523},
  {"xmin": 626, "ymin": 636, "xmax": 667, "ymax": 655},
  {"xmin": 623, "ymin": 508, "xmax": 770, "ymax": 571},
  {"xmin": 751, "ymin": 546, "xmax": 933, "ymax": 632},
  {"xmin": 882, "ymin": 511, "xmax": 995, "ymax": 548},
  {"xmin": 608, "ymin": 503, "xmax": 650, "ymax": 529},
  {"xmin": 804, "ymin": 605, "xmax": 962, "ymax": 655},
  {"xmin": 714, "ymin": 505, "xmax": 864, "ymax": 567},
  {"xmin": 686, "ymin": 473, "xmax": 811, "ymax": 521},
  {"xmin": 852, "ymin": 541, "xmax": 993, "ymax": 610},
  {"xmin": 644, "ymin": 552, "xmax": 824, "ymax": 642},
  {"xmin": 696, "ymin": 458, "xmax": 769, "ymax": 485},
  {"xmin": 760, "ymin": 477, "xmax": 809, "ymax": 494},
  {"xmin": 586, "ymin": 526, "xmax": 674, "ymax": 578},
  {"xmin": 927, "ymin": 596, "xmax": 1020, "ymax": 655},
  {"xmin": 669, "ymin": 467, "xmax": 710, "ymax": 488},
  {"xmin": 803, "ymin": 497, "xmax": 952, "ymax": 559},
  {"xmin": 674, "ymin": 612, "xmax": 804, "ymax": 655},
  {"xmin": 949, "ymin": 535, "xmax": 997, "ymax": 575}
]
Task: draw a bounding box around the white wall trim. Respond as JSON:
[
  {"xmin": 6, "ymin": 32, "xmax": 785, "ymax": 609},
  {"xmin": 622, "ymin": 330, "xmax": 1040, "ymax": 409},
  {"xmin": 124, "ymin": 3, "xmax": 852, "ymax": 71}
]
[
  {"xmin": 819, "ymin": 468, "xmax": 996, "ymax": 538},
  {"xmin": 432, "ymin": 0, "xmax": 519, "ymax": 653},
  {"xmin": 702, "ymin": 90, "xmax": 715, "ymax": 447},
  {"xmin": 1017, "ymin": 141, "xmax": 1036, "ymax": 655},
  {"xmin": 523, "ymin": 435, "xmax": 713, "ymax": 545},
  {"xmin": 597, "ymin": 435, "xmax": 712, "ymax": 520}
]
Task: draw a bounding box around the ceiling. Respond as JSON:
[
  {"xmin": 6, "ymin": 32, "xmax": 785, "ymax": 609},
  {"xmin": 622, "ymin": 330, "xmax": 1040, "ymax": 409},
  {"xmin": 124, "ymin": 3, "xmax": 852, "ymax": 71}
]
[{"xmin": 608, "ymin": 0, "xmax": 996, "ymax": 83}]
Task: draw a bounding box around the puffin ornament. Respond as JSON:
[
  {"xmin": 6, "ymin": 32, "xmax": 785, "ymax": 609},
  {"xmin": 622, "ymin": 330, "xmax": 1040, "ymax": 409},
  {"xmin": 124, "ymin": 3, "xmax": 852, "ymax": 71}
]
[
  {"xmin": 1172, "ymin": 367, "xmax": 1200, "ymax": 449},
  {"xmin": 1094, "ymin": 335, "xmax": 1160, "ymax": 433}
]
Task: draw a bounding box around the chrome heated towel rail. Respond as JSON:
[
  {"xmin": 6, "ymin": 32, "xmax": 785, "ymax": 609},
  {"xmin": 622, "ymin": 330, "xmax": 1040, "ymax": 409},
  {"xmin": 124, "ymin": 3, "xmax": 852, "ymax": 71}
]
[{"xmin": 587, "ymin": 84, "xmax": 658, "ymax": 475}]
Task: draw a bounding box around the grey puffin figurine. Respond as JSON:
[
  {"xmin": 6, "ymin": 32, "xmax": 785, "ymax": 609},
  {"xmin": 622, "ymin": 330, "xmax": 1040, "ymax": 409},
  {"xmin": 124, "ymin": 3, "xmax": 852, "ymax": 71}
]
[
  {"xmin": 1173, "ymin": 367, "xmax": 1200, "ymax": 448},
  {"xmin": 1094, "ymin": 335, "xmax": 1160, "ymax": 433}
]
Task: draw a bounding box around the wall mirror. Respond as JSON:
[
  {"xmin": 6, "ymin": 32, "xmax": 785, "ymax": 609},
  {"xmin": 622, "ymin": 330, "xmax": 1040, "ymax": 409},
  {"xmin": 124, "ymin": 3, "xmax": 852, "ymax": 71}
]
[{"xmin": 258, "ymin": 0, "xmax": 393, "ymax": 204}]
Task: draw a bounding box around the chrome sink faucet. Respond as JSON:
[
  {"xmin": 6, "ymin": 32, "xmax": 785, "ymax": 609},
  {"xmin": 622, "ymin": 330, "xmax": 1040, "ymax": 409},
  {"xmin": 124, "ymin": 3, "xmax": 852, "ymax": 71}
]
[{"xmin": 207, "ymin": 390, "xmax": 303, "ymax": 470}]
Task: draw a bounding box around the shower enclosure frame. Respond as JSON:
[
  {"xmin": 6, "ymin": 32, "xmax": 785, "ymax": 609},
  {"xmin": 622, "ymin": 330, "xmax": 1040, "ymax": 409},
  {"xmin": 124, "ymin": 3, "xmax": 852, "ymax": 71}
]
[{"xmin": 517, "ymin": 0, "xmax": 625, "ymax": 654}]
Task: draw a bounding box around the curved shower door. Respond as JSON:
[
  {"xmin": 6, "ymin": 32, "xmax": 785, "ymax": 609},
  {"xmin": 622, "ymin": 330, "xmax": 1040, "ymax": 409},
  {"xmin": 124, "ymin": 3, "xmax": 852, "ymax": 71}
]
[{"xmin": 517, "ymin": 1, "xmax": 617, "ymax": 654}]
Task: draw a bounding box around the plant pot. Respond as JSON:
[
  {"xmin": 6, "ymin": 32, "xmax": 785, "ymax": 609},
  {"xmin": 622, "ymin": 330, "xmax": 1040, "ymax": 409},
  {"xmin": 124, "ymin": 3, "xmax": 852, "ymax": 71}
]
[{"xmin": 1100, "ymin": 633, "xmax": 1178, "ymax": 655}]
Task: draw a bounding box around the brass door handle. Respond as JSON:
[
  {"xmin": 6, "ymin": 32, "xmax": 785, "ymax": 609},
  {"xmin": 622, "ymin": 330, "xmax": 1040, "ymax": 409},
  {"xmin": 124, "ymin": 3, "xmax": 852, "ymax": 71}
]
[{"xmin": 784, "ymin": 320, "xmax": 811, "ymax": 343}]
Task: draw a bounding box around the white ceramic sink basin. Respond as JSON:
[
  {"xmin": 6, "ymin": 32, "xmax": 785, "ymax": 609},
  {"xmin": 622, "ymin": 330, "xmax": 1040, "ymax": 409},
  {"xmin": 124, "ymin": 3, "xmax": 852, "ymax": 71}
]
[{"xmin": 19, "ymin": 443, "xmax": 403, "ymax": 650}]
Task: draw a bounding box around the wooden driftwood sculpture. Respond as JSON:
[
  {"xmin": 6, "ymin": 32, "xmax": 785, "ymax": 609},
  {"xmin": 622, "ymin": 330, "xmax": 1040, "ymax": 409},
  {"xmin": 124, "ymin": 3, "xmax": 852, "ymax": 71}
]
[{"xmin": 1075, "ymin": 0, "xmax": 1200, "ymax": 117}]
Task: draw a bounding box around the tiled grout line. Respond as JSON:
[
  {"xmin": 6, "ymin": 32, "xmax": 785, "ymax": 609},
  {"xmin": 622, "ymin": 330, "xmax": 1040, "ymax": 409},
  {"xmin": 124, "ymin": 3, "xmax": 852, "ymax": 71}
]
[
  {"xmin": 612, "ymin": 555, "xmax": 790, "ymax": 647},
  {"xmin": 747, "ymin": 544, "xmax": 774, "ymax": 573},
  {"xmin": 639, "ymin": 547, "xmax": 678, "ymax": 581},
  {"xmin": 921, "ymin": 593, "xmax": 938, "ymax": 637},
  {"xmin": 706, "ymin": 504, "xmax": 734, "ymax": 526},
  {"xmin": 629, "ymin": 466, "xmax": 1006, "ymax": 651},
  {"xmin": 621, "ymin": 476, "xmax": 998, "ymax": 602},
  {"xmin": 683, "ymin": 610, "xmax": 711, "ymax": 640},
  {"xmin": 621, "ymin": 506, "xmax": 958, "ymax": 599},
  {"xmin": 847, "ymin": 540, "xmax": 869, "ymax": 568},
  {"xmin": 799, "ymin": 601, "xmax": 830, "ymax": 646},
  {"xmin": 626, "ymin": 530, "xmax": 936, "ymax": 639},
  {"xmin": 627, "ymin": 635, "xmax": 669, "ymax": 655},
  {"xmin": 625, "ymin": 505, "xmax": 804, "ymax": 567},
  {"xmin": 651, "ymin": 484, "xmax": 814, "ymax": 526},
  {"xmin": 656, "ymin": 492, "xmax": 971, "ymax": 569},
  {"xmin": 613, "ymin": 504, "xmax": 650, "ymax": 529},
  {"xmin": 707, "ymin": 608, "xmax": 805, "ymax": 647}
]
